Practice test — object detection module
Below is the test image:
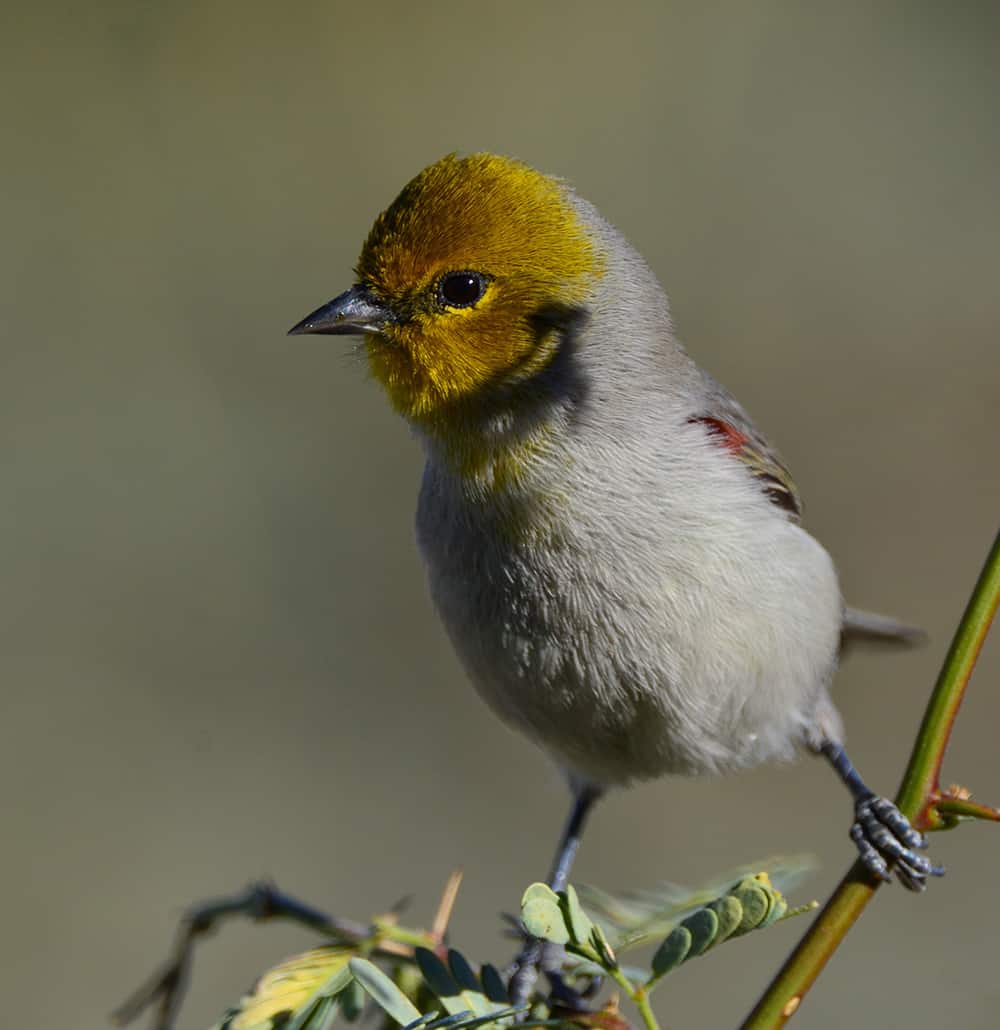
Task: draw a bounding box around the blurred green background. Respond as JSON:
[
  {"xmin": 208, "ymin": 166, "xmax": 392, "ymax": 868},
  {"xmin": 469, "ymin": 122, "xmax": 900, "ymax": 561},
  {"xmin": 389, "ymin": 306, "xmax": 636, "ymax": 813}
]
[{"xmin": 3, "ymin": 1, "xmax": 999, "ymax": 1027}]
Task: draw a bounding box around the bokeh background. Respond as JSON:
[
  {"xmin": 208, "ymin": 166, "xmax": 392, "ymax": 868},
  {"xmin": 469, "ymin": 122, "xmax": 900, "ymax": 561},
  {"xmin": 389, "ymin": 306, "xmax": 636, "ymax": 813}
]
[{"xmin": 4, "ymin": 2, "xmax": 999, "ymax": 1027}]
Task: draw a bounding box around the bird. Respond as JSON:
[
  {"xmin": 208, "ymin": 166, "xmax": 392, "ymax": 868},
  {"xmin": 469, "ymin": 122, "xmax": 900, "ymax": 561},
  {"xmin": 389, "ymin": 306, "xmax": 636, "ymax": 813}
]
[{"xmin": 289, "ymin": 152, "xmax": 941, "ymax": 1000}]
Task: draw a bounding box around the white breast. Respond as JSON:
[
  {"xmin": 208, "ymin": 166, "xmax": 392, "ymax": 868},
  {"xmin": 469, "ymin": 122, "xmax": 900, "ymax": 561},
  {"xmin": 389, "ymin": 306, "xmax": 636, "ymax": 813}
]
[{"xmin": 416, "ymin": 410, "xmax": 843, "ymax": 788}]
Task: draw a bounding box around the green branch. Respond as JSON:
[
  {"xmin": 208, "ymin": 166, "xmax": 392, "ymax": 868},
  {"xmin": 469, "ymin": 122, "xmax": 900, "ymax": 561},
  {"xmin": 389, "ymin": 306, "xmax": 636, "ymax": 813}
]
[{"xmin": 742, "ymin": 529, "xmax": 1000, "ymax": 1029}]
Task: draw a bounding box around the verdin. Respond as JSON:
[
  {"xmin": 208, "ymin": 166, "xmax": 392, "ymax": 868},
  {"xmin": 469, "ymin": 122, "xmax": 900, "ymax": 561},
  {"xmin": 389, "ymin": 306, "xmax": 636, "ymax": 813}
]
[{"xmin": 290, "ymin": 153, "xmax": 940, "ymax": 995}]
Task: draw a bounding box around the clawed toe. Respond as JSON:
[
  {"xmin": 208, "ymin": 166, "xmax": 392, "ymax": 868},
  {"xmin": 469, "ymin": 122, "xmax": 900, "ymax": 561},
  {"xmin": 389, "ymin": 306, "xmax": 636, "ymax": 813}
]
[
  {"xmin": 864, "ymin": 796, "xmax": 926, "ymax": 849},
  {"xmin": 852, "ymin": 796, "xmax": 944, "ymax": 891}
]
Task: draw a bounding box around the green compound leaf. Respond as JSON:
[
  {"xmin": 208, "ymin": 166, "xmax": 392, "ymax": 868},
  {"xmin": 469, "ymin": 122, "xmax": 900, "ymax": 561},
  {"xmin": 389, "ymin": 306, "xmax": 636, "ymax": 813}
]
[
  {"xmin": 349, "ymin": 958, "xmax": 421, "ymax": 1027},
  {"xmin": 520, "ymin": 883, "xmax": 570, "ymax": 945},
  {"xmin": 576, "ymin": 854, "xmax": 816, "ymax": 953},
  {"xmin": 639, "ymin": 872, "xmax": 807, "ymax": 991}
]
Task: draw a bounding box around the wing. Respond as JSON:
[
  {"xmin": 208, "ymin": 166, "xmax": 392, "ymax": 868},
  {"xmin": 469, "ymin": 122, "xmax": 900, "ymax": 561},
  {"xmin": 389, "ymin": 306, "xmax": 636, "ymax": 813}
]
[
  {"xmin": 690, "ymin": 377, "xmax": 802, "ymax": 520},
  {"xmin": 691, "ymin": 378, "xmax": 927, "ymax": 647}
]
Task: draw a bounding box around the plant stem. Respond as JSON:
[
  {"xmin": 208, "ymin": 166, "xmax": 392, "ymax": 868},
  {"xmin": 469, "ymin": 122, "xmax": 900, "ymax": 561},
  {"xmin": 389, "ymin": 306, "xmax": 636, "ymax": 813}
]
[
  {"xmin": 896, "ymin": 530, "xmax": 1000, "ymax": 827},
  {"xmin": 608, "ymin": 967, "xmax": 662, "ymax": 1030},
  {"xmin": 934, "ymin": 795, "xmax": 1000, "ymax": 827},
  {"xmin": 631, "ymin": 986, "xmax": 662, "ymax": 1030},
  {"xmin": 741, "ymin": 529, "xmax": 1000, "ymax": 1029}
]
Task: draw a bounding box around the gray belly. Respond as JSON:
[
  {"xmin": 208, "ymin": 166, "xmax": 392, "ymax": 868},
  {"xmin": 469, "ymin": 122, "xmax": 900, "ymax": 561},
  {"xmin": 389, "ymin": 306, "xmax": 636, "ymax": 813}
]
[{"xmin": 415, "ymin": 461, "xmax": 843, "ymax": 787}]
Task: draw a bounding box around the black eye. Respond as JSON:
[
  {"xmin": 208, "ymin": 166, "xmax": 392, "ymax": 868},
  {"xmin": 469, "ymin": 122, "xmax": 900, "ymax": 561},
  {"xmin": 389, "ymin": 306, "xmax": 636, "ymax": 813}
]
[{"xmin": 439, "ymin": 271, "xmax": 488, "ymax": 308}]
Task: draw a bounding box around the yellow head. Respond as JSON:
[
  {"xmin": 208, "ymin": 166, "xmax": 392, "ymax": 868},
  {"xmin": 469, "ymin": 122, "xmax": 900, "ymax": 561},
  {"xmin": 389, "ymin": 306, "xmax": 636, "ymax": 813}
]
[{"xmin": 290, "ymin": 154, "xmax": 604, "ymax": 424}]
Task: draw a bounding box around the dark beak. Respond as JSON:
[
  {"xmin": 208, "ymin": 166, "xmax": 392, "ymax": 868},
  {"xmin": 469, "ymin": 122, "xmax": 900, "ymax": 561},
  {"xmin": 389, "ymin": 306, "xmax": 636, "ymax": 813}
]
[{"xmin": 288, "ymin": 285, "xmax": 395, "ymax": 336}]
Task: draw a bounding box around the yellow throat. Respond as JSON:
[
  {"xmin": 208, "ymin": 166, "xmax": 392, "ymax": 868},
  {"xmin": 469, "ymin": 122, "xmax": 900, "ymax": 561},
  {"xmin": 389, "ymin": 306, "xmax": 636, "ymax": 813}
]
[{"xmin": 355, "ymin": 154, "xmax": 604, "ymax": 427}]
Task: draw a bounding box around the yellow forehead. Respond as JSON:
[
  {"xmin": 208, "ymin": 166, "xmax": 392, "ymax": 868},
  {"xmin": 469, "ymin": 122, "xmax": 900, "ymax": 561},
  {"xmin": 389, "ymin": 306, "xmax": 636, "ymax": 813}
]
[{"xmin": 356, "ymin": 153, "xmax": 598, "ymax": 300}]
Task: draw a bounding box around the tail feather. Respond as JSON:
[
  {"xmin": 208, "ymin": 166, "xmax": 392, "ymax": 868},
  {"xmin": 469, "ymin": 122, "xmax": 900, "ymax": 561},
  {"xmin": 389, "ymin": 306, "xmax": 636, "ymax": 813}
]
[{"xmin": 841, "ymin": 607, "xmax": 927, "ymax": 650}]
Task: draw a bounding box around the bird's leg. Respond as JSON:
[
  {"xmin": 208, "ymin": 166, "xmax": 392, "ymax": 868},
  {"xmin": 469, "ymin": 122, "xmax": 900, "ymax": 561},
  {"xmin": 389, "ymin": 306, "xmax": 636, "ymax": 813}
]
[
  {"xmin": 549, "ymin": 783, "xmax": 602, "ymax": 893},
  {"xmin": 820, "ymin": 740, "xmax": 944, "ymax": 891},
  {"xmin": 508, "ymin": 783, "xmax": 602, "ymax": 1007}
]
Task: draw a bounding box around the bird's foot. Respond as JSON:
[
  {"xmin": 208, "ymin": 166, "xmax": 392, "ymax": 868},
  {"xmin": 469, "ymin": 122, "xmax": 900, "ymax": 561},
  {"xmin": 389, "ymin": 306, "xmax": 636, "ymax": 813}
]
[
  {"xmin": 508, "ymin": 941, "xmax": 599, "ymax": 1014},
  {"xmin": 850, "ymin": 795, "xmax": 944, "ymax": 891},
  {"xmin": 507, "ymin": 940, "xmax": 543, "ymax": 1009},
  {"xmin": 546, "ymin": 971, "xmax": 600, "ymax": 1013}
]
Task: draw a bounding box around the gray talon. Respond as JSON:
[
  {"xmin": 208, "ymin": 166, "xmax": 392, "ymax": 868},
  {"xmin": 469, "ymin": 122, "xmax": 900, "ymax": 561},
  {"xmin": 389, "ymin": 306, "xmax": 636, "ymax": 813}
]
[
  {"xmin": 852, "ymin": 796, "xmax": 942, "ymax": 891},
  {"xmin": 895, "ymin": 867, "xmax": 927, "ymax": 893},
  {"xmin": 868, "ymin": 797, "xmax": 925, "ymax": 849},
  {"xmin": 857, "ymin": 814, "xmax": 934, "ymax": 874},
  {"xmin": 850, "ymin": 822, "xmax": 891, "ymax": 881}
]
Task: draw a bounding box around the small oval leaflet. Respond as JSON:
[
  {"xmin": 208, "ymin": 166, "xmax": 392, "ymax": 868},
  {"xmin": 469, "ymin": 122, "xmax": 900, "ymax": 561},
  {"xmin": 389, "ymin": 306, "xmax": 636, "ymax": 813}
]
[
  {"xmin": 560, "ymin": 884, "xmax": 595, "ymax": 944},
  {"xmin": 414, "ymin": 948, "xmax": 467, "ymax": 1015},
  {"xmin": 340, "ymin": 978, "xmax": 366, "ymax": 1022},
  {"xmin": 650, "ymin": 926, "xmax": 692, "ymax": 981},
  {"xmin": 349, "ymin": 958, "xmax": 421, "ymax": 1027},
  {"xmin": 759, "ymin": 885, "xmax": 789, "ymax": 929},
  {"xmin": 479, "ymin": 963, "xmax": 509, "ymax": 1005},
  {"xmin": 520, "ymin": 883, "xmax": 570, "ymax": 945},
  {"xmin": 447, "ymin": 949, "xmax": 482, "ymax": 994},
  {"xmin": 680, "ymin": 907, "xmax": 718, "ymax": 958},
  {"xmin": 732, "ymin": 881, "xmax": 771, "ymax": 933},
  {"xmin": 708, "ymin": 896, "xmax": 743, "ymax": 946}
]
